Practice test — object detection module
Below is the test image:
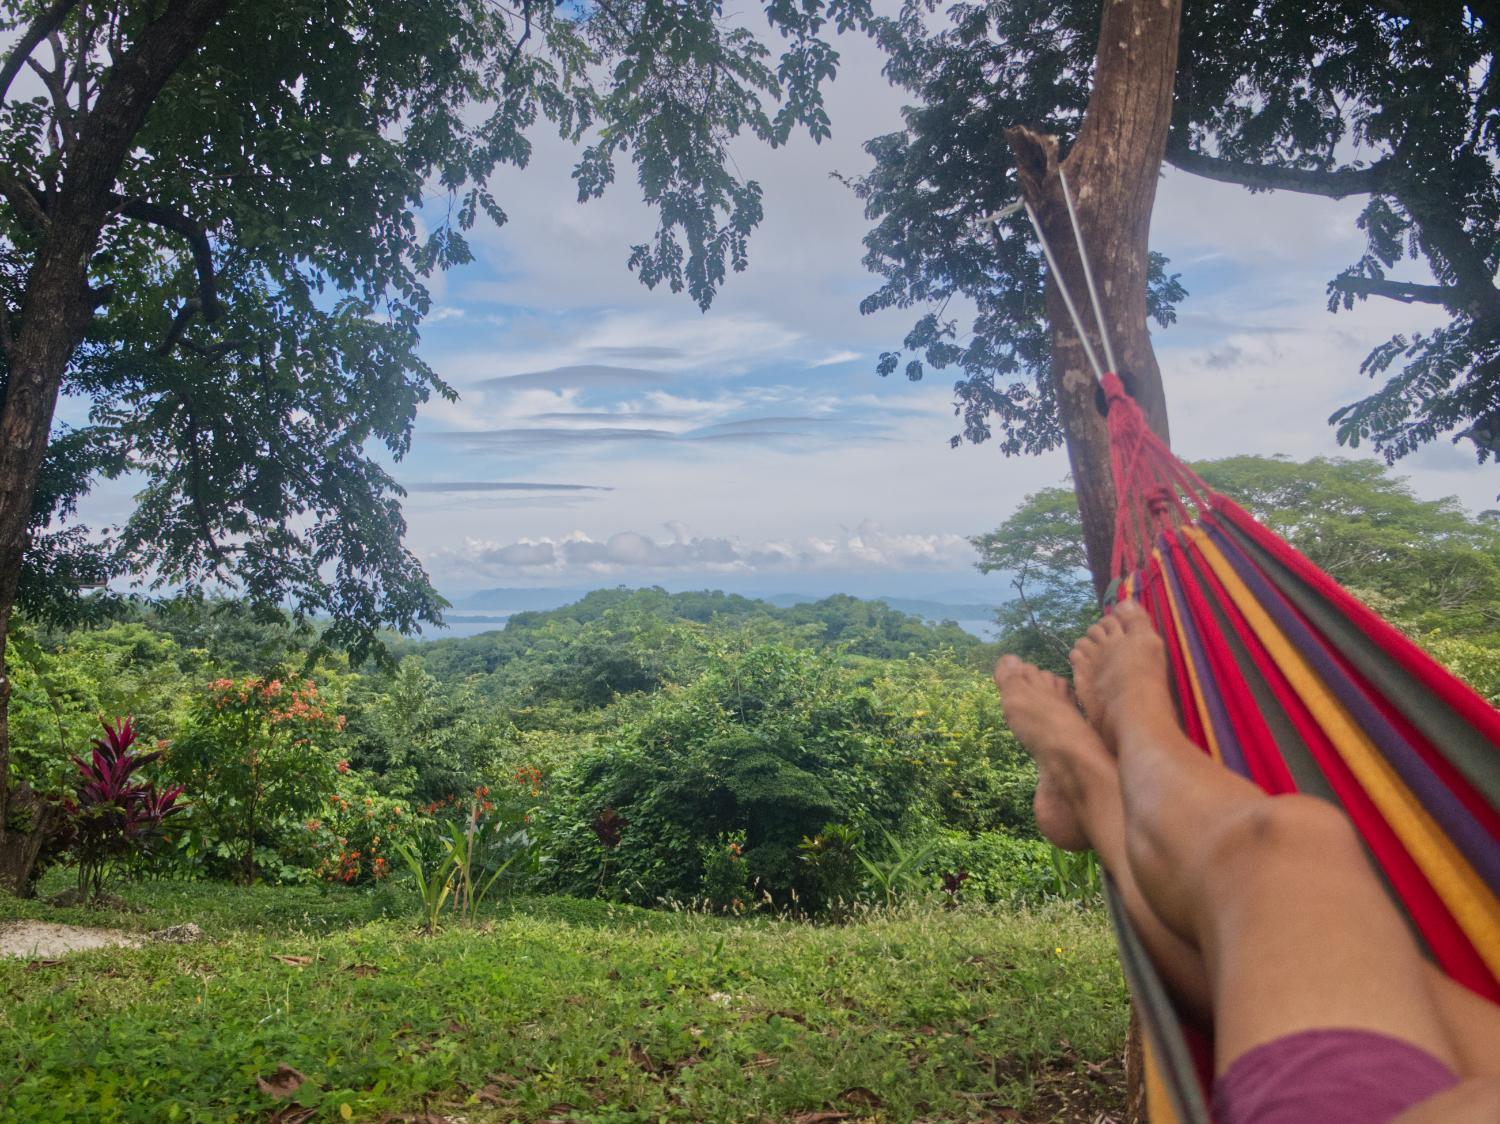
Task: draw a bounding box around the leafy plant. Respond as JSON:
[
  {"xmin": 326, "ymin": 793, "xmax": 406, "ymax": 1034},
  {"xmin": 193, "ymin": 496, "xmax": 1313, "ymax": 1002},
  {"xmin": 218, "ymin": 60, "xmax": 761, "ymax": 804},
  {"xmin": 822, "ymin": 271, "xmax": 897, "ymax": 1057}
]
[
  {"xmin": 393, "ymin": 837, "xmax": 457, "ymax": 937},
  {"xmin": 445, "ymin": 796, "xmax": 535, "ymax": 923},
  {"xmin": 66, "ymin": 718, "xmax": 185, "ymax": 903},
  {"xmin": 797, "ymin": 823, "xmax": 864, "ymax": 916},
  {"xmin": 395, "ymin": 795, "xmax": 535, "ymax": 933},
  {"xmin": 855, "ymin": 829, "xmax": 938, "ymax": 909},
  {"xmin": 1047, "ymin": 846, "xmax": 1102, "ymax": 902},
  {"xmin": 701, "ymin": 831, "xmax": 750, "ymax": 913},
  {"xmin": 166, "ymin": 677, "xmax": 344, "ymax": 884}
]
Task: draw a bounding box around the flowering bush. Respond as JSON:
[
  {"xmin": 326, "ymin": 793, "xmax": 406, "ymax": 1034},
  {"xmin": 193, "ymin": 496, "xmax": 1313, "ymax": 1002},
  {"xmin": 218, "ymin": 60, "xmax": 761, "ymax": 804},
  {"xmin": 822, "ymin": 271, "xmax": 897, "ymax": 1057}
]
[
  {"xmin": 166, "ymin": 676, "xmax": 344, "ymax": 884},
  {"xmin": 302, "ymin": 779, "xmax": 416, "ymax": 885},
  {"xmin": 700, "ymin": 830, "xmax": 749, "ymax": 912},
  {"xmin": 67, "ymin": 718, "xmax": 185, "ymax": 902}
]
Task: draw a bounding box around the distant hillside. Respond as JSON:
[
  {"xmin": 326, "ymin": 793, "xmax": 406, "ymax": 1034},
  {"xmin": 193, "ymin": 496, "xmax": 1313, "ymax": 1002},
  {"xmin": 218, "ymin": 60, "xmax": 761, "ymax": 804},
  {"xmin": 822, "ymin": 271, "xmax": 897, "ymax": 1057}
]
[
  {"xmin": 412, "ymin": 586, "xmax": 990, "ymax": 686},
  {"xmin": 764, "ymin": 593, "xmax": 997, "ymax": 621}
]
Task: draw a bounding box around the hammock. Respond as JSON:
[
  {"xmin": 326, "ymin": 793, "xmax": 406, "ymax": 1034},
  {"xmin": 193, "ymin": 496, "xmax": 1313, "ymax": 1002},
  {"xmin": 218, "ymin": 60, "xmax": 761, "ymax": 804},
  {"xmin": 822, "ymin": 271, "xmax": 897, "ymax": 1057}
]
[
  {"xmin": 1008, "ymin": 173, "xmax": 1500, "ymax": 1121},
  {"xmin": 1098, "ymin": 371, "xmax": 1500, "ymax": 1121}
]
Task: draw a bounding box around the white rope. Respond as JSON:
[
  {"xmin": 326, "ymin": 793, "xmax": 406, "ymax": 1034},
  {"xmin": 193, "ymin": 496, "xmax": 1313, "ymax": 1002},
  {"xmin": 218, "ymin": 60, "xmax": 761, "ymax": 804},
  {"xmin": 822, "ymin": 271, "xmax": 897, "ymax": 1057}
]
[
  {"xmin": 1021, "ymin": 200, "xmax": 1106, "ymax": 382},
  {"xmin": 1058, "ymin": 168, "xmax": 1119, "ymax": 377},
  {"xmin": 984, "ymin": 170, "xmax": 1121, "ymax": 384}
]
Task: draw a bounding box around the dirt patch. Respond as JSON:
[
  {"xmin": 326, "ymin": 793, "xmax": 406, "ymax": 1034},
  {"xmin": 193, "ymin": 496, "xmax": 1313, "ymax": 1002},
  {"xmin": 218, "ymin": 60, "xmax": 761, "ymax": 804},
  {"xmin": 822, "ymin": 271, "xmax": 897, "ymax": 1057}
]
[{"xmin": 0, "ymin": 920, "xmax": 143, "ymax": 959}]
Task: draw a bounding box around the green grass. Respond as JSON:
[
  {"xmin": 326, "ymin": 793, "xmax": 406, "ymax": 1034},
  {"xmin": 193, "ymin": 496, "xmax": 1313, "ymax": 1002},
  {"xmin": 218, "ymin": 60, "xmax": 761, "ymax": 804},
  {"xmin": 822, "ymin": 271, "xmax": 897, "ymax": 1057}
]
[{"xmin": 0, "ymin": 874, "xmax": 1128, "ymax": 1122}]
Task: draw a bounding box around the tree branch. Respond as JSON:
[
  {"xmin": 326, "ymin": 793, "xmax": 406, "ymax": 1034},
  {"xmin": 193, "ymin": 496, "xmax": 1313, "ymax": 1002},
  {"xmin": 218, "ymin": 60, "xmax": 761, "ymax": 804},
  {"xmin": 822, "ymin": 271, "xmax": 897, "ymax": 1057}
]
[
  {"xmin": 0, "ymin": 167, "xmax": 50, "ymax": 230},
  {"xmin": 177, "ymin": 391, "xmax": 230, "ymax": 570},
  {"xmin": 1165, "ymin": 140, "xmax": 1390, "ymax": 199},
  {"xmin": 1330, "ymin": 276, "xmax": 1458, "ymax": 306},
  {"xmin": 0, "ymin": 0, "xmax": 82, "ymax": 106},
  {"xmin": 113, "ymin": 195, "xmax": 222, "ymax": 322},
  {"xmin": 26, "ymin": 47, "xmax": 77, "ymax": 152}
]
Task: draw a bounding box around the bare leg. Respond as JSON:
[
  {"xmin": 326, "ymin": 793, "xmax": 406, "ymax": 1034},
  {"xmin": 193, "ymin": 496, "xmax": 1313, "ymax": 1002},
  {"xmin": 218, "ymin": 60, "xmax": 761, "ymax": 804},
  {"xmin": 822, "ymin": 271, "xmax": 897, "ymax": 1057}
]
[
  {"xmin": 993, "ymin": 655, "xmax": 1213, "ymax": 1019},
  {"xmin": 1068, "ymin": 601, "xmax": 1461, "ymax": 1076},
  {"xmin": 997, "ymin": 651, "xmax": 1500, "ymax": 1078}
]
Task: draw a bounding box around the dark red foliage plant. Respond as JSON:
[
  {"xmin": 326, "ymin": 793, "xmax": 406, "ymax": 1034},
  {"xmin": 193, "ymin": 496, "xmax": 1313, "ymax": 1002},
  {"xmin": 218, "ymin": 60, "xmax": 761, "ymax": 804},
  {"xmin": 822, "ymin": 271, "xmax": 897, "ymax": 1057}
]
[
  {"xmin": 67, "ymin": 718, "xmax": 186, "ymax": 903},
  {"xmin": 591, "ymin": 807, "xmax": 625, "ymax": 849}
]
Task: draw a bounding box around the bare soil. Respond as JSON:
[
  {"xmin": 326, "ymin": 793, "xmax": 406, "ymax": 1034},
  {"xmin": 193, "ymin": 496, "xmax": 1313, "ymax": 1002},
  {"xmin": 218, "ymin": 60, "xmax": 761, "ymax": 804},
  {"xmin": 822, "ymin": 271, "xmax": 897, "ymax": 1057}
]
[{"xmin": 0, "ymin": 920, "xmax": 143, "ymax": 959}]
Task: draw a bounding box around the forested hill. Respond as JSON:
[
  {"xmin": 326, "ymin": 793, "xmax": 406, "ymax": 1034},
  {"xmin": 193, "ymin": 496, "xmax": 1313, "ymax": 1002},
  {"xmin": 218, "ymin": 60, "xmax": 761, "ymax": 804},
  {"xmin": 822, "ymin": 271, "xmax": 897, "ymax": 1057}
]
[{"xmin": 405, "ymin": 587, "xmax": 984, "ymax": 688}]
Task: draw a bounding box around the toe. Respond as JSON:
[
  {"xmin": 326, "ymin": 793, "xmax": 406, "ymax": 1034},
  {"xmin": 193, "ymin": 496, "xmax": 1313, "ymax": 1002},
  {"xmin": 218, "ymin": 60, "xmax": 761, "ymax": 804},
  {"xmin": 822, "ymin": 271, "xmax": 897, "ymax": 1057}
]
[
  {"xmin": 993, "ymin": 654, "xmax": 1023, "ymax": 686},
  {"xmin": 1116, "ymin": 599, "xmax": 1152, "ymax": 632}
]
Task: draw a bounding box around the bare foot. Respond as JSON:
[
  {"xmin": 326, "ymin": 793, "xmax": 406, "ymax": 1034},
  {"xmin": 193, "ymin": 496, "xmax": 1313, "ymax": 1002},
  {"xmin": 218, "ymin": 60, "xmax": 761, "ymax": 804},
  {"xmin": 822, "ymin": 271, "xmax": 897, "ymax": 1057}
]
[
  {"xmin": 1069, "ymin": 599, "xmax": 1175, "ymax": 751},
  {"xmin": 993, "ymin": 654, "xmax": 1110, "ymax": 852}
]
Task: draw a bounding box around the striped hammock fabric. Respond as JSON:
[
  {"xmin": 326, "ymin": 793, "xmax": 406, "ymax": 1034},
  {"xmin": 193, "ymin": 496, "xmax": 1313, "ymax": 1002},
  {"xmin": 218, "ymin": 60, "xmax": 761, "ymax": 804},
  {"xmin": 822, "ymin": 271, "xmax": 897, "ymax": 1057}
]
[{"xmin": 1092, "ymin": 373, "xmax": 1500, "ymax": 1123}]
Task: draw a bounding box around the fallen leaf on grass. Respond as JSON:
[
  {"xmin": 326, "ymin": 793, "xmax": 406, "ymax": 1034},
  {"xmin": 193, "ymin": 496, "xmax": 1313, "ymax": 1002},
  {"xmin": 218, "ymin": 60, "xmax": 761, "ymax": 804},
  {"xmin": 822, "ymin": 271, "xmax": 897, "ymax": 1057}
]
[
  {"xmin": 256, "ymin": 1064, "xmax": 307, "ymax": 1101},
  {"xmin": 267, "ymin": 1105, "xmax": 317, "ymax": 1123},
  {"xmin": 346, "ymin": 963, "xmax": 380, "ymax": 977},
  {"xmin": 24, "ymin": 959, "xmax": 62, "ymax": 971},
  {"xmin": 839, "ymin": 1087, "xmax": 883, "ymax": 1108},
  {"xmin": 485, "ymin": 1072, "xmax": 521, "ymax": 1088},
  {"xmin": 271, "ymin": 955, "xmax": 313, "ymax": 967},
  {"xmin": 627, "ymin": 1042, "xmax": 660, "ymax": 1074},
  {"xmin": 476, "ymin": 1083, "xmax": 517, "ymax": 1106},
  {"xmin": 789, "ymin": 1113, "xmax": 851, "ymax": 1123}
]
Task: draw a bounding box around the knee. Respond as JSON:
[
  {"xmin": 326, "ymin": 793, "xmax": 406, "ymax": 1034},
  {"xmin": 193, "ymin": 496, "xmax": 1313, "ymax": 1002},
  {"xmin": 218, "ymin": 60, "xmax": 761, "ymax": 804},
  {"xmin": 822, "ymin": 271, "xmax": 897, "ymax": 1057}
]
[{"xmin": 1209, "ymin": 795, "xmax": 1360, "ymax": 875}]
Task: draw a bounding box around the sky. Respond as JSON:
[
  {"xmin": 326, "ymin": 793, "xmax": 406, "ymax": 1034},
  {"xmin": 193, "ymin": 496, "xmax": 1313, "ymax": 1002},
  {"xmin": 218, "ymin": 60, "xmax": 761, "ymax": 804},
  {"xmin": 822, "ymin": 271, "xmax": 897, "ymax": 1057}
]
[{"xmin": 71, "ymin": 17, "xmax": 1500, "ymax": 610}]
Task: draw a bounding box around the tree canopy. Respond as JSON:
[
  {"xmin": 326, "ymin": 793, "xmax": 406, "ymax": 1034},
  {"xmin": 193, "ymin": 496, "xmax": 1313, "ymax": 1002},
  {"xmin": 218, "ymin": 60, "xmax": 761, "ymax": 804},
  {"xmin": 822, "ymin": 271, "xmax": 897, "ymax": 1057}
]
[
  {"xmin": 856, "ymin": 0, "xmax": 1499, "ymax": 465},
  {"xmin": 978, "ymin": 455, "xmax": 1500, "ymax": 674},
  {"xmin": 0, "ymin": 0, "xmax": 885, "ymax": 892}
]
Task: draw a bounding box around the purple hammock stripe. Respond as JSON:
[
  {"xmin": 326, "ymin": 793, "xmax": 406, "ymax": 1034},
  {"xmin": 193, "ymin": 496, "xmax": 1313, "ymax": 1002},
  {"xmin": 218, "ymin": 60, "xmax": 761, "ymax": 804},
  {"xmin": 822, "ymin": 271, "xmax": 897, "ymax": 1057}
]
[
  {"xmin": 1204, "ymin": 522, "xmax": 1500, "ymax": 903},
  {"xmin": 1158, "ymin": 539, "xmax": 1253, "ymax": 779}
]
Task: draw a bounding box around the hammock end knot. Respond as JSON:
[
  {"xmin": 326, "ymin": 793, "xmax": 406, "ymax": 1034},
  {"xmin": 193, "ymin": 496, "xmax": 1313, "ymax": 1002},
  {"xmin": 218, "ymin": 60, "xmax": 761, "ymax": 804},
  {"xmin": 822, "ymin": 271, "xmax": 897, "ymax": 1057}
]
[{"xmin": 1100, "ymin": 371, "xmax": 1131, "ymax": 404}]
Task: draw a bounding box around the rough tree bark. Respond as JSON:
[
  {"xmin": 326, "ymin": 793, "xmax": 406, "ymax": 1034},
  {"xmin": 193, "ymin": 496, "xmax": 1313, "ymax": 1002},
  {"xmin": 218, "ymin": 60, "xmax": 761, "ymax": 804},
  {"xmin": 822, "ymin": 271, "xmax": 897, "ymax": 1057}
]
[
  {"xmin": 1004, "ymin": 0, "xmax": 1182, "ymax": 601},
  {"xmin": 0, "ymin": 0, "xmax": 232, "ymax": 895},
  {"xmin": 1004, "ymin": 1, "xmax": 1184, "ymax": 1118}
]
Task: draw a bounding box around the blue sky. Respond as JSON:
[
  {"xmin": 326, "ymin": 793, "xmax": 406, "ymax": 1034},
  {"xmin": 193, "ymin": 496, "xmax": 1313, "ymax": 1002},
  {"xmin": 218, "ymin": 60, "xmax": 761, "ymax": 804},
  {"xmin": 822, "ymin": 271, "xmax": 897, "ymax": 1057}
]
[{"xmin": 72, "ymin": 20, "xmax": 1500, "ymax": 607}]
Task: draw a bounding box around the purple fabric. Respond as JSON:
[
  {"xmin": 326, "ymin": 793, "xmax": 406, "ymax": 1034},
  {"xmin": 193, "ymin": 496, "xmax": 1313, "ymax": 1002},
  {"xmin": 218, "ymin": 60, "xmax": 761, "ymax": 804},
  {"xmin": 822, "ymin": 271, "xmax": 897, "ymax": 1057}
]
[
  {"xmin": 1203, "ymin": 520, "xmax": 1500, "ymax": 901},
  {"xmin": 1159, "ymin": 543, "xmax": 1251, "ymax": 778},
  {"xmin": 1213, "ymin": 1028, "xmax": 1458, "ymax": 1123}
]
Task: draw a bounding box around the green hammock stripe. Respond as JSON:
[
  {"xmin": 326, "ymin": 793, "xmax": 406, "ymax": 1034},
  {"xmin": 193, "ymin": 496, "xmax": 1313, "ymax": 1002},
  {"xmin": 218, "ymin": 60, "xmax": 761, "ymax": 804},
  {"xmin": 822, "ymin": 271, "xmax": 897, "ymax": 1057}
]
[{"xmin": 1215, "ymin": 518, "xmax": 1500, "ymax": 812}]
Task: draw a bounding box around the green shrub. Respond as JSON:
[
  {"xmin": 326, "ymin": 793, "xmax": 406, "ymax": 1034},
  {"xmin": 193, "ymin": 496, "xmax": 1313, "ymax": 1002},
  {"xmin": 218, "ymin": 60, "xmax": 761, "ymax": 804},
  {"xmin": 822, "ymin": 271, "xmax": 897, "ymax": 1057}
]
[
  {"xmin": 535, "ymin": 644, "xmax": 923, "ymax": 908},
  {"xmin": 165, "ymin": 676, "xmax": 344, "ymax": 884},
  {"xmin": 925, "ymin": 829, "xmax": 1054, "ymax": 904}
]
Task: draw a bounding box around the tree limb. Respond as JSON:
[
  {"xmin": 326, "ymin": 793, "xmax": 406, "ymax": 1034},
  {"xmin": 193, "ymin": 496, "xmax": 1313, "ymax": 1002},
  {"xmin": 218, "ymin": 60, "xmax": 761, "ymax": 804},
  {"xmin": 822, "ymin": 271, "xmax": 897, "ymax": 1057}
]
[
  {"xmin": 1330, "ymin": 276, "xmax": 1457, "ymax": 306},
  {"xmin": 1165, "ymin": 140, "xmax": 1390, "ymax": 198},
  {"xmin": 26, "ymin": 47, "xmax": 77, "ymax": 152},
  {"xmin": 113, "ymin": 195, "xmax": 222, "ymax": 322},
  {"xmin": 177, "ymin": 391, "xmax": 230, "ymax": 570},
  {"xmin": 0, "ymin": 167, "xmax": 50, "ymax": 230},
  {"xmin": 0, "ymin": 0, "xmax": 82, "ymax": 106}
]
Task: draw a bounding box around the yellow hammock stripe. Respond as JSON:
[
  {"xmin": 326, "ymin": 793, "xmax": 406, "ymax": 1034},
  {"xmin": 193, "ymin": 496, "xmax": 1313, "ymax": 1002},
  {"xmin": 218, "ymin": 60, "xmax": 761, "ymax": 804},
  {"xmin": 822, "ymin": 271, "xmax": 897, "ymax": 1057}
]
[
  {"xmin": 1142, "ymin": 1033, "xmax": 1180, "ymax": 1124},
  {"xmin": 1186, "ymin": 526, "xmax": 1500, "ymax": 977},
  {"xmin": 1148, "ymin": 548, "xmax": 1224, "ymax": 766}
]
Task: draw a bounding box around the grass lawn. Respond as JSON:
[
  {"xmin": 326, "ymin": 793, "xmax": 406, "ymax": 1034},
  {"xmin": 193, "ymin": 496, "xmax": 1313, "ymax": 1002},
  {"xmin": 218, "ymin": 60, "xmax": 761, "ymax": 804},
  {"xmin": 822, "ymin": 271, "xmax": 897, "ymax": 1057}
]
[{"xmin": 0, "ymin": 872, "xmax": 1128, "ymax": 1122}]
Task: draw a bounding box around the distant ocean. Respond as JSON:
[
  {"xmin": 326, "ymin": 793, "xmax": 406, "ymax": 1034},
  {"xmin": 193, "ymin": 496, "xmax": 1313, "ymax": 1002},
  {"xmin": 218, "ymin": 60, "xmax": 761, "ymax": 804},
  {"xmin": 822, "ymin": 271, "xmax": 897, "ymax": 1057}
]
[{"xmin": 422, "ymin": 610, "xmax": 1000, "ymax": 642}]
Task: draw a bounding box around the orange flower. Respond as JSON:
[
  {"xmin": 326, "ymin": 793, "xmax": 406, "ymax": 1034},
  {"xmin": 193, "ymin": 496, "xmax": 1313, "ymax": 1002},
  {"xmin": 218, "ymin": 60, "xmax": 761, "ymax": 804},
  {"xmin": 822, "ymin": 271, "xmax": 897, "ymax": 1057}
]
[{"xmin": 336, "ymin": 760, "xmax": 350, "ymax": 774}]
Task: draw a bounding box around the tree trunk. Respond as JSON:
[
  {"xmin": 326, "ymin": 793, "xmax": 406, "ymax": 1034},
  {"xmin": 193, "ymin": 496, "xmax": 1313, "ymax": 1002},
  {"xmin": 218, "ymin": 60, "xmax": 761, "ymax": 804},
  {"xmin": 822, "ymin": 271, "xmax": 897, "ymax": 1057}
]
[
  {"xmin": 1004, "ymin": 1, "xmax": 1184, "ymax": 1118},
  {"xmin": 1005, "ymin": 0, "xmax": 1182, "ymax": 599},
  {"xmin": 0, "ymin": 0, "xmax": 231, "ymax": 895}
]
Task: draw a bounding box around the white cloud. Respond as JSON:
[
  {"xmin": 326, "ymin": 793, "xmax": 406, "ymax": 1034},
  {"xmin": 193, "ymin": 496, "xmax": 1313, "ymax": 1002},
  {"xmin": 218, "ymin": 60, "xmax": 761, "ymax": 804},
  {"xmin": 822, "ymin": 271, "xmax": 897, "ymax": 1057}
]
[
  {"xmin": 810, "ymin": 350, "xmax": 862, "ymax": 368},
  {"xmin": 442, "ymin": 520, "xmax": 976, "ymax": 577}
]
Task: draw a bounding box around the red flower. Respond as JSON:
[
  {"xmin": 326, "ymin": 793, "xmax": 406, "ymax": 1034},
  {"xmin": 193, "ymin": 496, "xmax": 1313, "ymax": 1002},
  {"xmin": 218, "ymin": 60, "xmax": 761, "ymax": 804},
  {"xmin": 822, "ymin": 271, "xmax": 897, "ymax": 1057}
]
[{"xmin": 336, "ymin": 760, "xmax": 350, "ymax": 774}]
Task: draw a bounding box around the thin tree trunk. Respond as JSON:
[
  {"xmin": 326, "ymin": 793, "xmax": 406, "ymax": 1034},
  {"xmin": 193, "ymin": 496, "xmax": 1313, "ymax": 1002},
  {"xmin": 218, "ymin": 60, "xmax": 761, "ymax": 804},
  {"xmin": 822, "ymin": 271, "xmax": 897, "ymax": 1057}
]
[{"xmin": 1004, "ymin": 1, "xmax": 1184, "ymax": 1117}]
